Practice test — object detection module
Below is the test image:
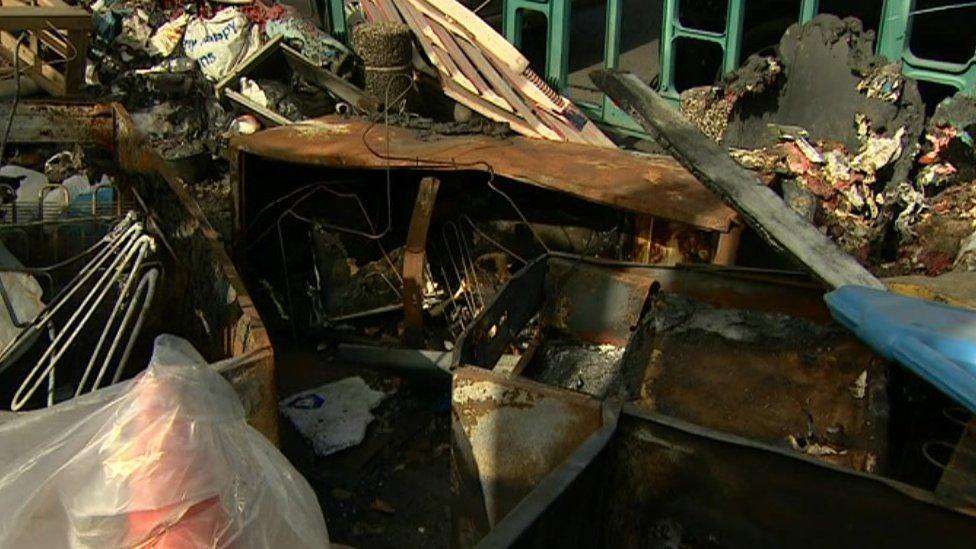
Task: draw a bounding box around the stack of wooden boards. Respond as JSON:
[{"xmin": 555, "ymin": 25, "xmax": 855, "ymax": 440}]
[
  {"xmin": 0, "ymin": 0, "xmax": 90, "ymax": 96},
  {"xmin": 361, "ymin": 0, "xmax": 615, "ymax": 148}
]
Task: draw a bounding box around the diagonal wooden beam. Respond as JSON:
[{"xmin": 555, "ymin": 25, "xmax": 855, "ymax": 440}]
[
  {"xmin": 402, "ymin": 176, "xmax": 441, "ymax": 346},
  {"xmin": 591, "ymin": 69, "xmax": 884, "ymax": 290}
]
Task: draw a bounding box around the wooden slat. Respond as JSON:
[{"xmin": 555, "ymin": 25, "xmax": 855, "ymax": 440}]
[
  {"xmin": 361, "ymin": 0, "xmax": 379, "ymax": 20},
  {"xmin": 0, "ymin": 2, "xmax": 89, "ymax": 96},
  {"xmin": 402, "ymin": 176, "xmax": 440, "ymax": 345},
  {"xmin": 453, "ymin": 36, "xmax": 561, "ymax": 140},
  {"xmin": 592, "ymin": 69, "xmax": 884, "ymax": 290},
  {"xmin": 403, "ymin": 0, "xmax": 613, "ymax": 147},
  {"xmin": 39, "ymin": 29, "xmax": 71, "ymax": 58},
  {"xmin": 372, "ymin": 0, "xmax": 406, "ymax": 23},
  {"xmin": 441, "ymin": 77, "xmax": 538, "ymax": 138},
  {"xmin": 225, "ymin": 89, "xmax": 292, "ymax": 127},
  {"xmin": 421, "ymin": 0, "xmax": 528, "ymax": 73},
  {"xmin": 427, "ymin": 19, "xmax": 492, "ymax": 97},
  {"xmin": 397, "ymin": 1, "xmax": 479, "ymax": 95},
  {"xmin": 0, "ymin": 6, "xmax": 90, "ymax": 30},
  {"xmin": 0, "ymin": 29, "xmax": 66, "ymax": 96},
  {"xmin": 423, "ymin": 24, "xmax": 512, "ymax": 113}
]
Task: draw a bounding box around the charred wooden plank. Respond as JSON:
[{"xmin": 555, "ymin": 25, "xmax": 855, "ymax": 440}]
[
  {"xmin": 403, "ymin": 176, "xmax": 440, "ymax": 346},
  {"xmin": 591, "ymin": 69, "xmax": 884, "ymax": 290}
]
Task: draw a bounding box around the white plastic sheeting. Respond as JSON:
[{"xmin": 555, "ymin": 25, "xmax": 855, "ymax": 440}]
[
  {"xmin": 280, "ymin": 377, "xmax": 388, "ymax": 457},
  {"xmin": 0, "ymin": 240, "xmax": 44, "ymax": 350},
  {"xmin": 0, "ymin": 334, "xmax": 330, "ymax": 548},
  {"xmin": 183, "ymin": 8, "xmax": 262, "ymax": 81}
]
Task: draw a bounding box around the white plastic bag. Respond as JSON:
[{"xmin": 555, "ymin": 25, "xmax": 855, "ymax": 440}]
[
  {"xmin": 0, "ymin": 240, "xmax": 43, "ymax": 349},
  {"xmin": 183, "ymin": 8, "xmax": 261, "ymax": 81},
  {"xmin": 149, "ymin": 13, "xmax": 190, "ymax": 58},
  {"xmin": 0, "ymin": 334, "xmax": 329, "ymax": 548}
]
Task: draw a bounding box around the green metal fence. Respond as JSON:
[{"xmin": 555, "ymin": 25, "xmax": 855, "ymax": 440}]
[{"xmin": 327, "ymin": 1, "xmax": 976, "ymax": 135}]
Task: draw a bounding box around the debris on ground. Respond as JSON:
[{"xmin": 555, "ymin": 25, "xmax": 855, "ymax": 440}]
[
  {"xmin": 278, "ymin": 350, "xmax": 450, "ymax": 548},
  {"xmin": 594, "ymin": 68, "xmax": 884, "ymax": 289},
  {"xmin": 526, "ymin": 337, "xmax": 624, "ymax": 398},
  {"xmin": 621, "ymin": 292, "xmax": 887, "ymax": 472},
  {"xmin": 665, "ymin": 14, "xmax": 976, "ymax": 278},
  {"xmin": 280, "ymin": 376, "xmax": 392, "ymax": 456},
  {"xmin": 7, "ymin": 0, "xmax": 976, "ymax": 546},
  {"xmin": 0, "ymin": 334, "xmax": 329, "ymax": 547}
]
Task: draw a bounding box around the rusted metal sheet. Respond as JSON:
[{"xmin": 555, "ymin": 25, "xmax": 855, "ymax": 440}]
[
  {"xmin": 454, "ymin": 256, "xmax": 548, "ymax": 369},
  {"xmin": 452, "ymin": 366, "xmax": 602, "ymax": 543},
  {"xmin": 113, "ymin": 103, "xmax": 279, "ymax": 443},
  {"xmin": 454, "ymin": 256, "xmax": 653, "ymax": 374},
  {"xmin": 449, "ymin": 256, "xmax": 974, "ymax": 546},
  {"xmin": 462, "ymin": 402, "xmax": 976, "ymax": 547},
  {"xmin": 0, "ymin": 102, "xmax": 114, "ymax": 146},
  {"xmin": 588, "ymin": 259, "xmax": 831, "ymax": 323},
  {"xmin": 459, "ymin": 253, "xmax": 888, "ymax": 467},
  {"xmin": 937, "ymin": 418, "xmax": 976, "ymax": 511},
  {"xmin": 599, "ymin": 407, "xmax": 976, "ymax": 549},
  {"xmin": 544, "ymin": 260, "xmax": 655, "ymax": 346},
  {"xmin": 403, "ymin": 176, "xmax": 440, "ymax": 346},
  {"xmin": 230, "ymin": 116, "xmax": 738, "ymax": 232},
  {"xmin": 476, "ymin": 399, "xmax": 621, "ymax": 549},
  {"xmin": 621, "ymin": 302, "xmax": 888, "ymax": 472},
  {"xmin": 456, "ymin": 255, "xmax": 830, "ymax": 374}
]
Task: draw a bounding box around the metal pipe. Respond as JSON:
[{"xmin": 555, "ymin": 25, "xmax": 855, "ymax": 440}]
[
  {"xmin": 75, "ymin": 238, "xmax": 154, "ymax": 396},
  {"xmin": 0, "ymin": 223, "xmax": 139, "ymax": 374},
  {"xmin": 106, "ymin": 267, "xmax": 159, "ymax": 386},
  {"xmin": 11, "ymin": 234, "xmax": 151, "ymax": 410}
]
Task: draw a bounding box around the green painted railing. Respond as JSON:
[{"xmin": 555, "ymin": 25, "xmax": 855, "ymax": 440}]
[
  {"xmin": 326, "ymin": 0, "xmax": 976, "ymax": 135},
  {"xmin": 877, "ymin": 0, "xmax": 976, "ymax": 95}
]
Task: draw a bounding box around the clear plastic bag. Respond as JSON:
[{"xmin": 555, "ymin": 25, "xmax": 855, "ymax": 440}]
[{"xmin": 0, "ymin": 334, "xmax": 329, "ymax": 548}]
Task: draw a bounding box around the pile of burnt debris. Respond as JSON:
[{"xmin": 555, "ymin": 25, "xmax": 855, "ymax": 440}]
[
  {"xmin": 54, "ymin": 5, "xmax": 976, "ymax": 283},
  {"xmin": 3, "ymin": 0, "xmax": 976, "ymax": 548},
  {"xmin": 680, "ymin": 14, "xmax": 976, "ymax": 278}
]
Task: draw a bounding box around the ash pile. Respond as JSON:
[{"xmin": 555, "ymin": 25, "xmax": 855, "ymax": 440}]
[{"xmin": 678, "ymin": 14, "xmax": 976, "ymax": 279}]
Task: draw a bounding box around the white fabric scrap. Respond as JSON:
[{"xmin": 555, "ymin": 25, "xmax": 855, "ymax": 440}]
[
  {"xmin": 851, "ymin": 127, "xmax": 906, "ymax": 174},
  {"xmin": 116, "ymin": 8, "xmax": 153, "ymax": 51},
  {"xmin": 183, "ymin": 8, "xmax": 262, "ymax": 81},
  {"xmin": 239, "ymin": 77, "xmax": 269, "ymax": 107},
  {"xmin": 280, "ymin": 377, "xmax": 388, "ymax": 456},
  {"xmin": 149, "ymin": 13, "xmax": 190, "ymax": 57}
]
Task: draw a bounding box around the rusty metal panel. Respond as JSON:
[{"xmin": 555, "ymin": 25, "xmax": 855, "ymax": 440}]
[
  {"xmin": 0, "ymin": 102, "xmax": 114, "ymax": 146},
  {"xmin": 600, "ymin": 407, "xmax": 976, "ymax": 549},
  {"xmin": 452, "ymin": 367, "xmax": 602, "ymax": 538},
  {"xmin": 559, "ymin": 257, "xmax": 832, "ymax": 323},
  {"xmin": 114, "ymin": 103, "xmax": 279, "ymax": 443},
  {"xmin": 458, "ymin": 403, "xmax": 976, "ymax": 547},
  {"xmin": 457, "ymin": 254, "xmax": 832, "ymax": 372},
  {"xmin": 544, "ymin": 259, "xmax": 655, "ymax": 346},
  {"xmin": 621, "ymin": 299, "xmax": 888, "ymax": 472},
  {"xmin": 230, "ymin": 117, "xmax": 738, "ymax": 232},
  {"xmin": 454, "ymin": 256, "xmax": 548, "ymax": 369}
]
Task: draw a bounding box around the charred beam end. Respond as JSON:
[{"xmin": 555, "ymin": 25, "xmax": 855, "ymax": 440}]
[
  {"xmin": 590, "ymin": 69, "xmax": 885, "ymax": 291},
  {"xmin": 402, "ymin": 176, "xmax": 441, "ymax": 347}
]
